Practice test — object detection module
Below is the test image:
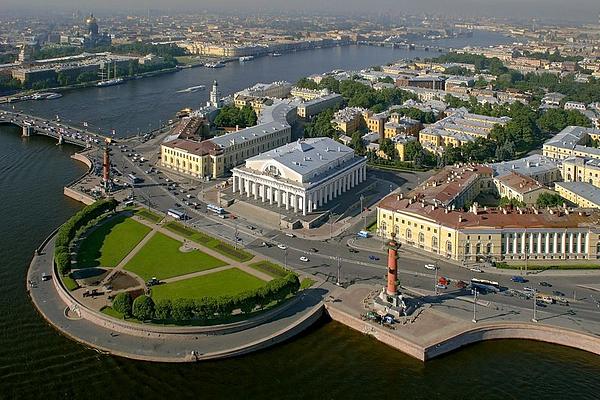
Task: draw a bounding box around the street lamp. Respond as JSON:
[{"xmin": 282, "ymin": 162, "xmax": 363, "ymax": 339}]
[
  {"xmin": 434, "ymin": 263, "xmax": 439, "ymax": 295},
  {"xmin": 284, "ymin": 248, "xmax": 288, "ymax": 270},
  {"xmin": 336, "ymin": 256, "xmax": 342, "ymax": 286},
  {"xmin": 360, "ymin": 194, "xmax": 366, "ymax": 231},
  {"xmin": 532, "ymin": 289, "xmax": 538, "ymax": 323},
  {"xmin": 472, "ymin": 288, "xmax": 478, "ymax": 323}
]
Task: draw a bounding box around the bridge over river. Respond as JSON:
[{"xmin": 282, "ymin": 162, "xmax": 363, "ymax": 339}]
[{"xmin": 0, "ymin": 110, "xmax": 111, "ymax": 147}]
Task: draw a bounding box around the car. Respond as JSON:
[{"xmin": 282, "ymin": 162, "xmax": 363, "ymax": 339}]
[
  {"xmin": 300, "ymin": 256, "xmax": 309, "ymax": 262},
  {"xmin": 368, "ymin": 255, "xmax": 380, "ymax": 261},
  {"xmin": 309, "ymin": 248, "xmax": 318, "ymax": 253},
  {"xmin": 539, "ymin": 281, "xmax": 552, "ymax": 287},
  {"xmin": 285, "ymin": 233, "xmax": 295, "ymax": 238},
  {"xmin": 424, "ymin": 264, "xmax": 436, "ymax": 270},
  {"xmin": 435, "ymin": 283, "xmax": 447, "ymax": 290},
  {"xmin": 277, "ymin": 244, "xmax": 287, "ymax": 250},
  {"xmin": 174, "ymin": 203, "xmax": 182, "ymax": 207},
  {"xmin": 349, "ymin": 248, "xmax": 359, "ymax": 253},
  {"xmin": 469, "ymin": 267, "xmax": 483, "ymax": 273},
  {"xmin": 553, "ymin": 290, "xmax": 566, "ymax": 297},
  {"xmin": 523, "ymin": 286, "xmax": 535, "ymax": 293},
  {"xmin": 511, "ymin": 276, "xmax": 527, "ymax": 283}
]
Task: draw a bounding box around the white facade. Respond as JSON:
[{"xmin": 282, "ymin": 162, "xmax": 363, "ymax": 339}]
[{"xmin": 232, "ymin": 138, "xmax": 367, "ymax": 216}]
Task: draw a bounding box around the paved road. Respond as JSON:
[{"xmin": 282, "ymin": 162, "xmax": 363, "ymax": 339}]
[{"xmin": 104, "ymin": 134, "xmax": 600, "ymax": 331}]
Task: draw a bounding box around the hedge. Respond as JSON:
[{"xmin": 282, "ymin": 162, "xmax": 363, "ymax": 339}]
[
  {"xmin": 148, "ymin": 273, "xmax": 300, "ymax": 323},
  {"xmin": 54, "ymin": 198, "xmax": 118, "ymax": 275}
]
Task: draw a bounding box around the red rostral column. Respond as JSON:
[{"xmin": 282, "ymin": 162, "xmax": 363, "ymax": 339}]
[
  {"xmin": 386, "ymin": 239, "xmax": 399, "ymax": 296},
  {"xmin": 102, "ymin": 140, "xmax": 110, "ymax": 186}
]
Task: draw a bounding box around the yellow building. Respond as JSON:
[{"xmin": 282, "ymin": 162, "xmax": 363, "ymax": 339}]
[
  {"xmin": 493, "ymin": 171, "xmax": 553, "ymax": 205},
  {"xmin": 161, "ymin": 101, "xmax": 296, "ymax": 179},
  {"xmin": 555, "ymin": 182, "xmax": 600, "ymax": 209},
  {"xmin": 377, "ymin": 164, "xmax": 600, "ymax": 264},
  {"xmin": 562, "ymin": 157, "xmax": 600, "ymax": 187},
  {"xmin": 331, "ymin": 107, "xmax": 367, "ymax": 134},
  {"xmin": 365, "ymin": 112, "xmax": 387, "ymax": 138},
  {"xmin": 543, "ymin": 126, "xmax": 600, "ymax": 161},
  {"xmin": 392, "ymin": 134, "xmax": 417, "ymax": 161}
]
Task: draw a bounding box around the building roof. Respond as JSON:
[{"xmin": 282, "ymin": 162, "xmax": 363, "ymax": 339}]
[
  {"xmin": 162, "ymin": 138, "xmax": 217, "ymax": 156},
  {"xmin": 209, "ymin": 100, "xmax": 297, "ymax": 149},
  {"xmin": 491, "ymin": 154, "xmax": 558, "ymax": 178},
  {"xmin": 555, "ymin": 181, "xmax": 600, "ymax": 206},
  {"xmin": 237, "ymin": 137, "xmax": 364, "ymax": 186},
  {"xmin": 495, "ymin": 171, "xmax": 545, "ymax": 195}
]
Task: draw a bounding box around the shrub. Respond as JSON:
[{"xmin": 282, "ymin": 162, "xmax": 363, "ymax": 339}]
[
  {"xmin": 172, "ymin": 298, "xmax": 194, "ymax": 321},
  {"xmin": 132, "ymin": 295, "xmax": 155, "ymax": 321},
  {"xmin": 54, "ymin": 250, "xmax": 71, "ymax": 275},
  {"xmin": 154, "ymin": 299, "xmax": 172, "ymax": 320},
  {"xmin": 112, "ymin": 292, "xmax": 133, "ymax": 316}
]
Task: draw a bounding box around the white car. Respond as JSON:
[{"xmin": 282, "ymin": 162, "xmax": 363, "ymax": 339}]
[
  {"xmin": 424, "ymin": 264, "xmax": 436, "ymax": 270},
  {"xmin": 285, "ymin": 233, "xmax": 295, "ymax": 238},
  {"xmin": 277, "ymin": 244, "xmax": 287, "ymax": 250},
  {"xmin": 300, "ymin": 256, "xmax": 309, "ymax": 262},
  {"xmin": 470, "ymin": 267, "xmax": 483, "ymax": 273}
]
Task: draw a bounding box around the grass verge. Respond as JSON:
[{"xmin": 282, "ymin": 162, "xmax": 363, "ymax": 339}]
[
  {"xmin": 164, "ymin": 221, "xmax": 254, "ymax": 262},
  {"xmin": 62, "ymin": 274, "xmax": 79, "ymax": 291},
  {"xmin": 300, "ymin": 278, "xmax": 316, "ymax": 290},
  {"xmin": 124, "ymin": 232, "xmax": 227, "ymax": 281},
  {"xmin": 151, "ymin": 268, "xmax": 265, "ymax": 301},
  {"xmin": 248, "ymin": 260, "xmax": 288, "ymax": 278},
  {"xmin": 135, "ymin": 209, "xmax": 163, "ymax": 223}
]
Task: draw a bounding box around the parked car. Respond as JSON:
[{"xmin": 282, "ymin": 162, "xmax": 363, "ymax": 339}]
[
  {"xmin": 277, "ymin": 244, "xmax": 287, "ymax": 250},
  {"xmin": 539, "ymin": 281, "xmax": 552, "ymax": 287},
  {"xmin": 349, "ymin": 248, "xmax": 359, "ymax": 253},
  {"xmin": 309, "ymin": 248, "xmax": 318, "ymax": 253},
  {"xmin": 368, "ymin": 255, "xmax": 380, "ymax": 261},
  {"xmin": 511, "ymin": 276, "xmax": 527, "ymax": 283},
  {"xmin": 285, "ymin": 233, "xmax": 295, "ymax": 238},
  {"xmin": 424, "ymin": 263, "xmax": 436, "ymax": 270},
  {"xmin": 470, "ymin": 267, "xmax": 483, "ymax": 273},
  {"xmin": 435, "ymin": 283, "xmax": 447, "ymax": 290}
]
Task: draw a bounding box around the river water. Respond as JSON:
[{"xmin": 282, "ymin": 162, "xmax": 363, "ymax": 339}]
[{"xmin": 2, "ymin": 32, "xmax": 600, "ymax": 399}]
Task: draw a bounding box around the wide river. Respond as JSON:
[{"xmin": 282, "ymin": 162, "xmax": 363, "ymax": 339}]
[{"xmin": 2, "ymin": 32, "xmax": 600, "ymax": 398}]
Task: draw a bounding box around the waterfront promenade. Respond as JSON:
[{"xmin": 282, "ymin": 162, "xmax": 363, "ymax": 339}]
[{"xmin": 28, "ymin": 234, "xmax": 327, "ymax": 362}]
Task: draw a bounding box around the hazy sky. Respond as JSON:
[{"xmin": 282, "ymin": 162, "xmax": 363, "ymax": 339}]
[{"xmin": 1, "ymin": 0, "xmax": 599, "ymax": 23}]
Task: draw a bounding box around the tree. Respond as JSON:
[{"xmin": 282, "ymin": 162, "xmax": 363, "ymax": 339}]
[
  {"xmin": 379, "ymin": 138, "xmax": 396, "ymax": 160},
  {"xmin": 56, "ymin": 72, "xmax": 70, "ymax": 86},
  {"xmin": 537, "ymin": 109, "xmax": 591, "ymax": 133},
  {"xmin": 214, "ymin": 105, "xmax": 257, "ymax": 128},
  {"xmin": 76, "ymin": 72, "xmax": 98, "ymax": 84},
  {"xmin": 295, "ymin": 77, "xmax": 318, "ymax": 90},
  {"xmin": 304, "ymin": 108, "xmax": 336, "ymax": 138},
  {"xmin": 536, "ymin": 192, "xmax": 565, "ymax": 207},
  {"xmin": 172, "ymin": 298, "xmax": 194, "ymax": 321},
  {"xmin": 112, "ymin": 292, "xmax": 132, "ymax": 316},
  {"xmin": 132, "ymin": 295, "xmax": 155, "ymax": 321},
  {"xmin": 403, "ymin": 141, "xmax": 422, "ymax": 161},
  {"xmin": 350, "ymin": 131, "xmax": 365, "ymax": 154},
  {"xmin": 154, "ymin": 299, "xmax": 172, "ymax": 320}
]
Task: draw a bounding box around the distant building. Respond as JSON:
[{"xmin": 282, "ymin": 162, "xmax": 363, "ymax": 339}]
[
  {"xmin": 296, "ymin": 93, "xmax": 343, "ymax": 119},
  {"xmin": 493, "ymin": 171, "xmax": 553, "ymax": 205},
  {"xmin": 83, "ymin": 14, "xmax": 111, "ymax": 49},
  {"xmin": 209, "ymin": 80, "xmax": 222, "ymax": 108}
]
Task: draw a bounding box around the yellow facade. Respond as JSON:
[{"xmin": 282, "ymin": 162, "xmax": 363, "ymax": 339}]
[
  {"xmin": 562, "ymin": 158, "xmax": 600, "ymax": 187},
  {"xmin": 555, "ymin": 184, "xmax": 600, "ymax": 208}
]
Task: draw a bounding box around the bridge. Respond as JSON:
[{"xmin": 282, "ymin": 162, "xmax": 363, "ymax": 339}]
[{"xmin": 0, "ymin": 110, "xmax": 110, "ymax": 147}]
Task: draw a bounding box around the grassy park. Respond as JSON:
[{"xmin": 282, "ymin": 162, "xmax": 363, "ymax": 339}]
[
  {"xmin": 165, "ymin": 221, "xmax": 254, "ymax": 262},
  {"xmin": 77, "ymin": 215, "xmax": 152, "ymax": 269},
  {"xmin": 135, "ymin": 209, "xmax": 163, "ymax": 223},
  {"xmin": 151, "ymin": 268, "xmax": 266, "ymax": 301},
  {"xmin": 124, "ymin": 232, "xmax": 227, "ymax": 280}
]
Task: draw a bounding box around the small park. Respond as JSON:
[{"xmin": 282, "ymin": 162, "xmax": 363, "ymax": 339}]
[{"xmin": 54, "ymin": 199, "xmax": 304, "ymax": 327}]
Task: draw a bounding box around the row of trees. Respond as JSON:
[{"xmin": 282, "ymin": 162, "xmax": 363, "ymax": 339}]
[
  {"xmin": 296, "ymin": 76, "xmax": 416, "ymax": 113},
  {"xmin": 389, "ymin": 107, "xmax": 437, "ymax": 124},
  {"xmin": 213, "ymin": 105, "xmax": 258, "ymax": 129},
  {"xmin": 55, "ymin": 199, "xmax": 118, "ymax": 275},
  {"xmin": 111, "ymin": 273, "xmax": 301, "ymax": 322}
]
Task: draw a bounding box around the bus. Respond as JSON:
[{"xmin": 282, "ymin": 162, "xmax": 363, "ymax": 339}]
[
  {"xmin": 470, "ymin": 278, "xmax": 500, "ymax": 293},
  {"xmin": 207, "ymin": 203, "xmax": 225, "ymax": 215},
  {"xmin": 128, "ymin": 174, "xmax": 142, "ymax": 185},
  {"xmin": 167, "ymin": 208, "xmax": 186, "ymax": 220}
]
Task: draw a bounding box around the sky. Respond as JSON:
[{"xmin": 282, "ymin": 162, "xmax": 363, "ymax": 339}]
[{"xmin": 1, "ymin": 0, "xmax": 599, "ymax": 23}]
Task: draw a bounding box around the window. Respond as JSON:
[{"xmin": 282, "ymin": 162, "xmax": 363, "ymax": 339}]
[
  {"xmin": 465, "ymin": 243, "xmax": 470, "ymax": 255},
  {"xmin": 486, "ymin": 243, "xmax": 492, "ymax": 254},
  {"xmin": 446, "ymin": 241, "xmax": 452, "ymax": 254},
  {"xmin": 418, "ymin": 232, "xmax": 425, "ymax": 243},
  {"xmin": 432, "ymin": 237, "xmax": 439, "ymax": 249},
  {"xmin": 406, "ymin": 229, "xmax": 412, "ymax": 240},
  {"xmin": 476, "ymin": 243, "xmax": 481, "ymax": 254}
]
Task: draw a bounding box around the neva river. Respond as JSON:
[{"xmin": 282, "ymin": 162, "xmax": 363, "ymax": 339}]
[{"xmin": 2, "ymin": 32, "xmax": 600, "ymax": 398}]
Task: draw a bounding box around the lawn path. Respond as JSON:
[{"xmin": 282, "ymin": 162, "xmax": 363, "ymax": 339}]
[
  {"xmin": 101, "ymin": 228, "xmax": 157, "ymax": 286},
  {"xmin": 133, "ymin": 217, "xmax": 274, "ymax": 282}
]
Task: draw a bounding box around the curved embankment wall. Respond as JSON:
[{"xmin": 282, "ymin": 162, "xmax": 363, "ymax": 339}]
[
  {"xmin": 63, "ymin": 152, "xmax": 95, "ymax": 205},
  {"xmin": 425, "ymin": 323, "xmax": 600, "ymax": 360},
  {"xmin": 326, "ymin": 304, "xmax": 600, "ymax": 361}
]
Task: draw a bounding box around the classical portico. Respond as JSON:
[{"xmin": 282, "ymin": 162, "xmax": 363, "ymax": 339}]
[{"xmin": 232, "ymin": 137, "xmax": 367, "ymax": 216}]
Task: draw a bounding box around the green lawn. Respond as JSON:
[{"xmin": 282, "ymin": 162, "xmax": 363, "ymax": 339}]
[
  {"xmin": 300, "ymin": 278, "xmax": 316, "ymax": 290},
  {"xmin": 135, "ymin": 209, "xmax": 163, "ymax": 223},
  {"xmin": 248, "ymin": 260, "xmax": 288, "ymax": 278},
  {"xmin": 164, "ymin": 221, "xmax": 254, "ymax": 262},
  {"xmin": 100, "ymin": 306, "xmax": 124, "ymax": 319},
  {"xmin": 124, "ymin": 233, "xmax": 227, "ymax": 281},
  {"xmin": 77, "ymin": 215, "xmax": 152, "ymax": 269},
  {"xmin": 151, "ymin": 268, "xmax": 266, "ymax": 301},
  {"xmin": 62, "ymin": 274, "xmax": 79, "ymax": 291}
]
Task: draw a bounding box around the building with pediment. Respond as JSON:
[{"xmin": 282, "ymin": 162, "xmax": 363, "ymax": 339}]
[{"xmin": 232, "ymin": 137, "xmax": 367, "ymax": 215}]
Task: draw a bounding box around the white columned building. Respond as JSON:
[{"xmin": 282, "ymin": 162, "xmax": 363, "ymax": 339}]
[{"xmin": 232, "ymin": 137, "xmax": 367, "ymax": 216}]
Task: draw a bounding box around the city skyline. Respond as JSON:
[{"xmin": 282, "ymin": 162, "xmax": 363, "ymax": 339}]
[{"xmin": 0, "ymin": 0, "xmax": 599, "ymax": 23}]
